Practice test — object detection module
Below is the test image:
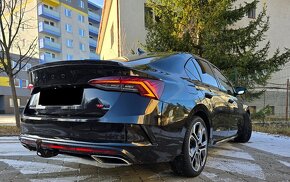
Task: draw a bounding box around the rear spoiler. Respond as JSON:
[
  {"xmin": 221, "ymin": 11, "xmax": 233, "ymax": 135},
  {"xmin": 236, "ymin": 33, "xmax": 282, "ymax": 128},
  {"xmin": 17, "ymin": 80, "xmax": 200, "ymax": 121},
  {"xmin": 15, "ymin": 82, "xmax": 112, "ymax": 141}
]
[{"xmin": 29, "ymin": 60, "xmax": 124, "ymax": 72}]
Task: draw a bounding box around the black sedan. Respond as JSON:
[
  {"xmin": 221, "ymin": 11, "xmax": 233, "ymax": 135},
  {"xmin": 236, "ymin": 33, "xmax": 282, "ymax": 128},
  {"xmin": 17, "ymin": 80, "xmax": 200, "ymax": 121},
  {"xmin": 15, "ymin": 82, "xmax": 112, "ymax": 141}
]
[{"xmin": 20, "ymin": 53, "xmax": 252, "ymax": 177}]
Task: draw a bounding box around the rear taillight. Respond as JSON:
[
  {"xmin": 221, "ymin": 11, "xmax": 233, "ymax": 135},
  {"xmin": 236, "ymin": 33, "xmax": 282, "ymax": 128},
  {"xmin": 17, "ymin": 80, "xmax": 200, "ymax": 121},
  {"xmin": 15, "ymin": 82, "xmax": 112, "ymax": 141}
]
[{"xmin": 88, "ymin": 76, "xmax": 164, "ymax": 99}]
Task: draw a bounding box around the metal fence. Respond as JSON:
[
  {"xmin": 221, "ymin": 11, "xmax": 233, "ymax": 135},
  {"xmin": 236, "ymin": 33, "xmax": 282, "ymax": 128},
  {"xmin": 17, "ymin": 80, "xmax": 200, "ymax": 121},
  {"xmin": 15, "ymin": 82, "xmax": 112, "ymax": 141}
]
[{"xmin": 246, "ymin": 79, "xmax": 290, "ymax": 121}]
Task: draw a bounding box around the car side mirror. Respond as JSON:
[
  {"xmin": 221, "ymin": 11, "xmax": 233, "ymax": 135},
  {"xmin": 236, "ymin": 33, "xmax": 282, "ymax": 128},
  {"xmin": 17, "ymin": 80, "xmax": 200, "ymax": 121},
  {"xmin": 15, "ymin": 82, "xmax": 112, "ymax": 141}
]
[{"xmin": 235, "ymin": 87, "xmax": 247, "ymax": 95}]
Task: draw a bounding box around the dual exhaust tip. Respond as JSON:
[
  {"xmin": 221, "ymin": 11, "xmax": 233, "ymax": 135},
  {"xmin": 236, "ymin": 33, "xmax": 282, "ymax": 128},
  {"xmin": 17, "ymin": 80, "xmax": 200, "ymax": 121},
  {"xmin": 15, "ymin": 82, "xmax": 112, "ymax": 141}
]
[{"xmin": 91, "ymin": 155, "xmax": 132, "ymax": 167}]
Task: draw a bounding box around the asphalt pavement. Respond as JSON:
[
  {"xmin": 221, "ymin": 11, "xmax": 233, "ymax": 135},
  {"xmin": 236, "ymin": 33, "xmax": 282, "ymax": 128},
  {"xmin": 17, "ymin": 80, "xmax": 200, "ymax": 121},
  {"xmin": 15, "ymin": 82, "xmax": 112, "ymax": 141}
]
[{"xmin": 0, "ymin": 132, "xmax": 289, "ymax": 182}]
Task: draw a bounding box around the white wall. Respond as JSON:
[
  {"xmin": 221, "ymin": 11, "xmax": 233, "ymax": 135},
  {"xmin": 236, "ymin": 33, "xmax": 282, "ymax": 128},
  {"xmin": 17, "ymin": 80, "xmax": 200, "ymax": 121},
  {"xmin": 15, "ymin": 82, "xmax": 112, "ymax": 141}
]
[
  {"xmin": 119, "ymin": 0, "xmax": 147, "ymax": 56},
  {"xmin": 99, "ymin": 0, "xmax": 120, "ymax": 60},
  {"xmin": 235, "ymin": 0, "xmax": 290, "ymax": 84}
]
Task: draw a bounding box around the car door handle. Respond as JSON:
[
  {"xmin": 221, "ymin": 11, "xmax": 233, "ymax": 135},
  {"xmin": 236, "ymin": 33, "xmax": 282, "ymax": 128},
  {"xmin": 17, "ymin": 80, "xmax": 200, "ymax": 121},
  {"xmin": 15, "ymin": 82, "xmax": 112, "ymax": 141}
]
[
  {"xmin": 228, "ymin": 98, "xmax": 235, "ymax": 104},
  {"xmin": 205, "ymin": 92, "xmax": 213, "ymax": 99}
]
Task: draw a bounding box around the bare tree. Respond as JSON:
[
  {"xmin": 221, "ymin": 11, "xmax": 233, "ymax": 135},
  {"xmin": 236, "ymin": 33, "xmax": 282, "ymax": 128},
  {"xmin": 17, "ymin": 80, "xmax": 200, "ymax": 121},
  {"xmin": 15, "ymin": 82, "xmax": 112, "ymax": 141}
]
[{"xmin": 0, "ymin": 0, "xmax": 37, "ymax": 128}]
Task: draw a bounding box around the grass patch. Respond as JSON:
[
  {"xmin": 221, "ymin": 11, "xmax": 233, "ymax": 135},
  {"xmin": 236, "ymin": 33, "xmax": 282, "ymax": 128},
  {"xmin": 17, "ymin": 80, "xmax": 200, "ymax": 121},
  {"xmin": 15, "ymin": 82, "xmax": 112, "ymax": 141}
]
[
  {"xmin": 253, "ymin": 124, "xmax": 290, "ymax": 137},
  {"xmin": 0, "ymin": 126, "xmax": 20, "ymax": 136}
]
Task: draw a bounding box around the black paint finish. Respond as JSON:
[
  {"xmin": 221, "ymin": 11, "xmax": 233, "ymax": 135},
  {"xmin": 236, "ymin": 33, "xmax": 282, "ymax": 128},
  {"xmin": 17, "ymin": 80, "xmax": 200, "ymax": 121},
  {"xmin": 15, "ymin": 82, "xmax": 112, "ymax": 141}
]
[{"xmin": 20, "ymin": 53, "xmax": 249, "ymax": 164}]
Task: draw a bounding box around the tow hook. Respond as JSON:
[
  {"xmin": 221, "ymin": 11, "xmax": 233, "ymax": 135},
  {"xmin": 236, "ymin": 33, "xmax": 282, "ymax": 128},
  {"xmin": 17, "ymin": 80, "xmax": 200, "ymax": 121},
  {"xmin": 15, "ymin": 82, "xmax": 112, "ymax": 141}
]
[{"xmin": 36, "ymin": 139, "xmax": 58, "ymax": 158}]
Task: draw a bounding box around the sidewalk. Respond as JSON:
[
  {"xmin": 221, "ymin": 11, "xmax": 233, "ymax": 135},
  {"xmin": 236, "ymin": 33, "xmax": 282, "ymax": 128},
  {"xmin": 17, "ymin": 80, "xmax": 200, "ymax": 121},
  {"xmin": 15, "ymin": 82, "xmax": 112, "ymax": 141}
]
[{"xmin": 0, "ymin": 114, "xmax": 16, "ymax": 126}]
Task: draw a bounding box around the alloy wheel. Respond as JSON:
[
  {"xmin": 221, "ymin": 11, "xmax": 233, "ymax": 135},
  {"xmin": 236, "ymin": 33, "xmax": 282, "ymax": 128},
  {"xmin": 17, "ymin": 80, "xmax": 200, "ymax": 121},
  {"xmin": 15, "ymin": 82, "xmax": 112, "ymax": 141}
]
[{"xmin": 188, "ymin": 121, "xmax": 208, "ymax": 172}]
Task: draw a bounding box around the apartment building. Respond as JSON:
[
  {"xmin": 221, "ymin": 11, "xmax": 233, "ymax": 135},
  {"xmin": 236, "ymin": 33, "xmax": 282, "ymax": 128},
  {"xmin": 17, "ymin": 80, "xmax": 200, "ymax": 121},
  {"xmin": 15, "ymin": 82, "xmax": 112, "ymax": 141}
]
[
  {"xmin": 0, "ymin": 54, "xmax": 40, "ymax": 114},
  {"xmin": 8, "ymin": 0, "xmax": 102, "ymax": 62},
  {"xmin": 97, "ymin": 0, "xmax": 290, "ymax": 117},
  {"xmin": 37, "ymin": 0, "xmax": 102, "ymax": 62},
  {"xmin": 0, "ymin": 0, "xmax": 102, "ymax": 114}
]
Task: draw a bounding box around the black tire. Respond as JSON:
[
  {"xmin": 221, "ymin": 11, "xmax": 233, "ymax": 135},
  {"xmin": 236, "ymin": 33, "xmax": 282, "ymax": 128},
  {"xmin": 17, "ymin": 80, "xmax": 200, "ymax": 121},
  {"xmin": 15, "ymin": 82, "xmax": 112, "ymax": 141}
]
[
  {"xmin": 234, "ymin": 113, "xmax": 252, "ymax": 143},
  {"xmin": 171, "ymin": 116, "xmax": 208, "ymax": 177}
]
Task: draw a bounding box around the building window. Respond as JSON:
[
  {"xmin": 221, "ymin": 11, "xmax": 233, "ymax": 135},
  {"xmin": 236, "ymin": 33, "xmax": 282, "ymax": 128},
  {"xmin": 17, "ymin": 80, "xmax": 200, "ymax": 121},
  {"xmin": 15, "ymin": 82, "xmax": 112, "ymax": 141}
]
[
  {"xmin": 43, "ymin": 4, "xmax": 53, "ymax": 10},
  {"xmin": 45, "ymin": 36, "xmax": 55, "ymax": 42},
  {"xmin": 9, "ymin": 98, "xmax": 20, "ymax": 107},
  {"xmin": 65, "ymin": 8, "xmax": 72, "ymax": 17},
  {"xmin": 79, "ymin": 0, "xmax": 84, "ymax": 8},
  {"xmin": 110, "ymin": 24, "xmax": 114, "ymax": 48},
  {"xmin": 21, "ymin": 24, "xmax": 25, "ymax": 30},
  {"xmin": 248, "ymin": 106, "xmax": 256, "ymax": 114},
  {"xmin": 67, "ymin": 54, "xmax": 73, "ymax": 60},
  {"xmin": 14, "ymin": 79, "xmax": 20, "ymax": 87},
  {"xmin": 248, "ymin": 7, "xmax": 256, "ymax": 19},
  {"xmin": 22, "ymin": 63, "xmax": 31, "ymax": 71},
  {"xmin": 46, "ymin": 52, "xmax": 56, "ymax": 58},
  {"xmin": 23, "ymin": 65, "xmax": 27, "ymax": 71},
  {"xmin": 22, "ymin": 80, "xmax": 28, "ymax": 88},
  {"xmin": 66, "ymin": 39, "xmax": 73, "ymax": 48},
  {"xmin": 79, "ymin": 28, "xmax": 85, "ymax": 37},
  {"xmin": 269, "ymin": 106, "xmax": 275, "ymax": 115},
  {"xmin": 11, "ymin": 61, "xmax": 16, "ymax": 68},
  {"xmin": 78, "ymin": 14, "xmax": 85, "ymax": 23},
  {"xmin": 144, "ymin": 5, "xmax": 153, "ymax": 28},
  {"xmin": 79, "ymin": 43, "xmax": 85, "ymax": 51},
  {"xmin": 26, "ymin": 63, "xmax": 31, "ymax": 70},
  {"xmin": 44, "ymin": 20, "xmax": 54, "ymax": 26},
  {"xmin": 65, "ymin": 24, "xmax": 72, "ymax": 33}
]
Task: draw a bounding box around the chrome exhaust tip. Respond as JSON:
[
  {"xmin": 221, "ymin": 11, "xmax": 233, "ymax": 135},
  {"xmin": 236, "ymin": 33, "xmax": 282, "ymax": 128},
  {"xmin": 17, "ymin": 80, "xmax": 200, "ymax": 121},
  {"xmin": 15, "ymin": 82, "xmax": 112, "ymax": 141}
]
[{"xmin": 91, "ymin": 155, "xmax": 131, "ymax": 168}]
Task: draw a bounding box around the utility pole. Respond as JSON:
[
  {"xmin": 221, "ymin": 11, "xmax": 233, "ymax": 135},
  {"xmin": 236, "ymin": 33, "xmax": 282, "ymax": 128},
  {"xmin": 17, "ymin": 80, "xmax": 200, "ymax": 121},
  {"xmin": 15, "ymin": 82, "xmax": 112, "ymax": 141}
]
[{"xmin": 286, "ymin": 79, "xmax": 289, "ymax": 121}]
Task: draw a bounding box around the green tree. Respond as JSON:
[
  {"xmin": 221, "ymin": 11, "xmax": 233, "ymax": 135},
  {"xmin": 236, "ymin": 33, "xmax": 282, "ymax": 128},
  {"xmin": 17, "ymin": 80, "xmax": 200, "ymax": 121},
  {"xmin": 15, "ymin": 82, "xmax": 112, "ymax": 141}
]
[{"xmin": 145, "ymin": 0, "xmax": 290, "ymax": 99}]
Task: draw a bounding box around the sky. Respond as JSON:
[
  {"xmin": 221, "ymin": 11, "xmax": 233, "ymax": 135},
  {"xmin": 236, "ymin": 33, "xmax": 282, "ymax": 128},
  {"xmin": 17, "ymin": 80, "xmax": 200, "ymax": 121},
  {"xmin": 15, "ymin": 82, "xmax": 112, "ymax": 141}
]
[{"xmin": 89, "ymin": 0, "xmax": 104, "ymax": 7}]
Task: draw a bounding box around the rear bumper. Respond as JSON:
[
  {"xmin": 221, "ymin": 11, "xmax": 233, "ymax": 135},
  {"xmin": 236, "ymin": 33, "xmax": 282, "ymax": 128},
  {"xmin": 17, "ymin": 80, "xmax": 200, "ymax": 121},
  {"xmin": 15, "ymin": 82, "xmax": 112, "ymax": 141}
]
[
  {"xmin": 20, "ymin": 119, "xmax": 186, "ymax": 164},
  {"xmin": 19, "ymin": 134, "xmax": 149, "ymax": 164},
  {"xmin": 20, "ymin": 98, "xmax": 188, "ymax": 164}
]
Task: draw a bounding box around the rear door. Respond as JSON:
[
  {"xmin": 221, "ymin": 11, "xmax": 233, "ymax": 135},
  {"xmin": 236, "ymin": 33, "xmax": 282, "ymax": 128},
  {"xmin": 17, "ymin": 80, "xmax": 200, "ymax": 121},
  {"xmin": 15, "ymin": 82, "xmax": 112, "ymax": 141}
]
[
  {"xmin": 194, "ymin": 59, "xmax": 230, "ymax": 141},
  {"xmin": 211, "ymin": 66, "xmax": 243, "ymax": 136}
]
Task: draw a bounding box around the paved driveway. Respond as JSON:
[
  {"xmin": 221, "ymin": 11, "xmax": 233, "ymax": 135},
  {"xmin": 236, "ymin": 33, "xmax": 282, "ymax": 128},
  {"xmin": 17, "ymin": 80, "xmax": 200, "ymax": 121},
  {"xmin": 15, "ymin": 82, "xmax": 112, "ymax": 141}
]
[{"xmin": 0, "ymin": 132, "xmax": 289, "ymax": 182}]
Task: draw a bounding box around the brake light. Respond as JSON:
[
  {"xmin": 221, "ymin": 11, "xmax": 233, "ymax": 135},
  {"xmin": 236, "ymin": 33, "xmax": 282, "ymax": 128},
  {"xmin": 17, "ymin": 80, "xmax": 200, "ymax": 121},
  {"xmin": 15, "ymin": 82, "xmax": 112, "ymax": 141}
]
[{"xmin": 88, "ymin": 76, "xmax": 164, "ymax": 99}]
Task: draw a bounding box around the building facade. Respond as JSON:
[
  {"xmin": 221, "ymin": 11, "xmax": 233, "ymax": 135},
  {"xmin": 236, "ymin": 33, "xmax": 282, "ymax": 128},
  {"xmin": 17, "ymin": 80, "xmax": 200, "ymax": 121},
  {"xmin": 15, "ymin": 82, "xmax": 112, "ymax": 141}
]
[
  {"xmin": 97, "ymin": 0, "xmax": 290, "ymax": 117},
  {"xmin": 0, "ymin": 55, "xmax": 40, "ymax": 114},
  {"xmin": 0, "ymin": 0, "xmax": 102, "ymax": 114},
  {"xmin": 235, "ymin": 0, "xmax": 290, "ymax": 117},
  {"xmin": 97, "ymin": 0, "xmax": 146, "ymax": 60},
  {"xmin": 10, "ymin": 0, "xmax": 102, "ymax": 62}
]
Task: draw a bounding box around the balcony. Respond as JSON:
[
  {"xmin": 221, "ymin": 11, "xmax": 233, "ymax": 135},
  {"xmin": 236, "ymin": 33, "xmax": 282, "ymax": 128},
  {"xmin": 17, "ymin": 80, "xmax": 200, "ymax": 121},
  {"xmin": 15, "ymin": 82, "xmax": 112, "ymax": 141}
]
[
  {"xmin": 89, "ymin": 25, "xmax": 99, "ymax": 36},
  {"xmin": 42, "ymin": 0, "xmax": 60, "ymax": 7},
  {"xmin": 88, "ymin": 1, "xmax": 102, "ymax": 10},
  {"xmin": 38, "ymin": 5, "xmax": 60, "ymax": 21},
  {"xmin": 89, "ymin": 52, "xmax": 100, "ymax": 60},
  {"xmin": 39, "ymin": 38, "xmax": 61, "ymax": 53},
  {"xmin": 39, "ymin": 22, "xmax": 60, "ymax": 37},
  {"xmin": 40, "ymin": 53, "xmax": 58, "ymax": 63},
  {"xmin": 89, "ymin": 38, "xmax": 97, "ymax": 48},
  {"xmin": 88, "ymin": 11, "xmax": 101, "ymax": 22}
]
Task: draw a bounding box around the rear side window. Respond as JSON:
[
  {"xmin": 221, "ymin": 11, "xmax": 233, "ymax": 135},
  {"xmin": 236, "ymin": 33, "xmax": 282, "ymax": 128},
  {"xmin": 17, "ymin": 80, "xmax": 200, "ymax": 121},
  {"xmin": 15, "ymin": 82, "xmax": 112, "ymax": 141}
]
[
  {"xmin": 196, "ymin": 59, "xmax": 219, "ymax": 88},
  {"xmin": 211, "ymin": 66, "xmax": 234, "ymax": 95},
  {"xmin": 185, "ymin": 59, "xmax": 201, "ymax": 81}
]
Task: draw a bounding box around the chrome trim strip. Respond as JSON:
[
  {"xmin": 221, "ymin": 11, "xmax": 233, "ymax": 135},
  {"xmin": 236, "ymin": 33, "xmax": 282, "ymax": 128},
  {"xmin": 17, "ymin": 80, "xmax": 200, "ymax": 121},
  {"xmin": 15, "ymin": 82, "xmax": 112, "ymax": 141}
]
[
  {"xmin": 214, "ymin": 135, "xmax": 237, "ymax": 145},
  {"xmin": 19, "ymin": 134, "xmax": 152, "ymax": 147},
  {"xmin": 21, "ymin": 116, "xmax": 91, "ymax": 122}
]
